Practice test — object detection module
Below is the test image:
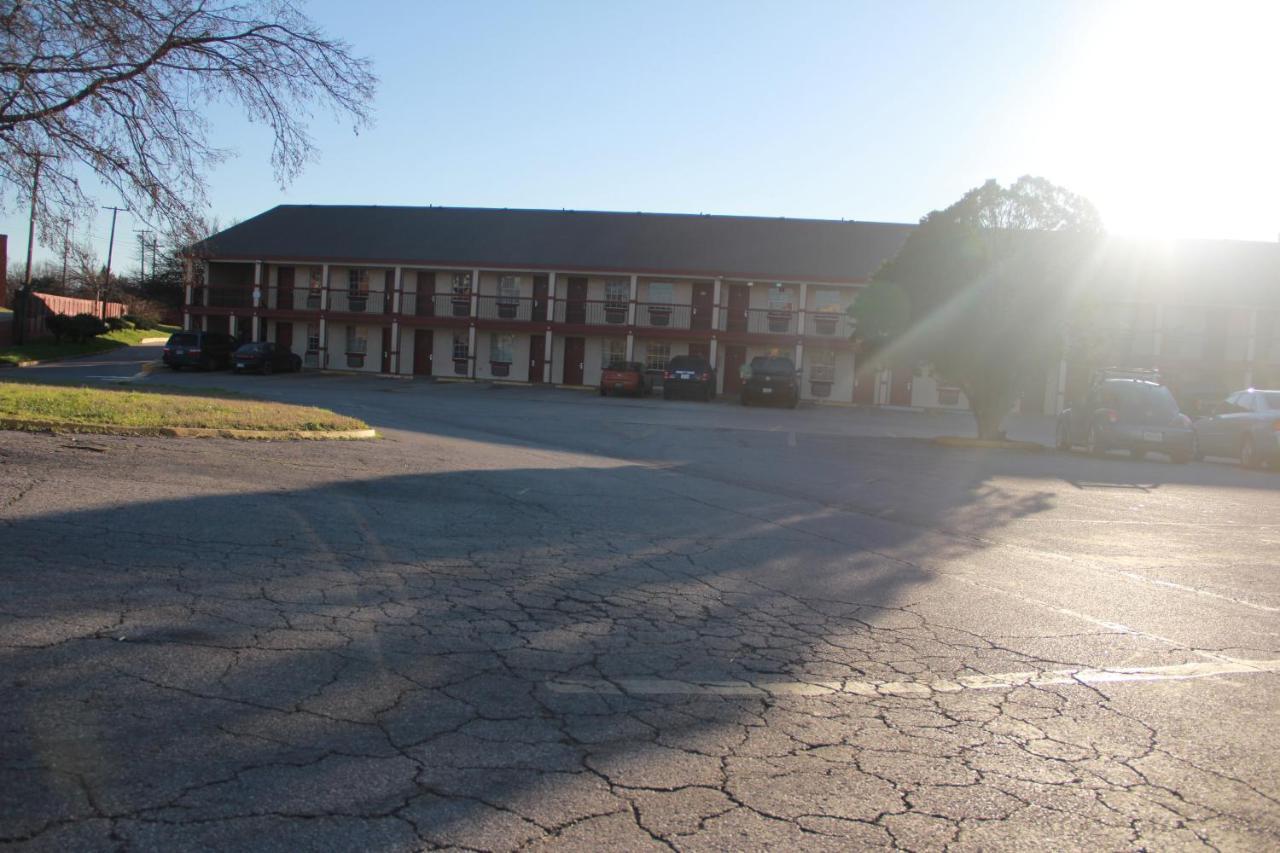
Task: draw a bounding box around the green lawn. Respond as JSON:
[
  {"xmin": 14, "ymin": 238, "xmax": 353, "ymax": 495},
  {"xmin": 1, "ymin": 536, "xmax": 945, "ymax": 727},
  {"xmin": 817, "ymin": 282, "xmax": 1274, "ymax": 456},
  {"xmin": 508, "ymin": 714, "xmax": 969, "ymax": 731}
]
[
  {"xmin": 0, "ymin": 381, "xmax": 368, "ymax": 434},
  {"xmin": 0, "ymin": 324, "xmax": 178, "ymax": 366}
]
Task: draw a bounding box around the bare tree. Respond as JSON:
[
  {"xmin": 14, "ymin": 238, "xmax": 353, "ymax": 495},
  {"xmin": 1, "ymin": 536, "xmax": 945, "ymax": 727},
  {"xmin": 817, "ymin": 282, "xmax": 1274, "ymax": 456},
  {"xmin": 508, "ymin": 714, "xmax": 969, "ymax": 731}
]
[{"xmin": 0, "ymin": 0, "xmax": 376, "ymax": 238}]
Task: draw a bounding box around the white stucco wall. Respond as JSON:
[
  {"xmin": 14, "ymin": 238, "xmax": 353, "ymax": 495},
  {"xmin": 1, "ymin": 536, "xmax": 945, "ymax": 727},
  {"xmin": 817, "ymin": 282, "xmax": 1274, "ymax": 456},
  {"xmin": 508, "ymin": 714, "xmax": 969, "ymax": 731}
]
[
  {"xmin": 910, "ymin": 373, "xmax": 970, "ymax": 410},
  {"xmin": 474, "ymin": 331, "xmax": 532, "ymax": 381},
  {"xmin": 799, "ymin": 349, "xmax": 856, "ymax": 402}
]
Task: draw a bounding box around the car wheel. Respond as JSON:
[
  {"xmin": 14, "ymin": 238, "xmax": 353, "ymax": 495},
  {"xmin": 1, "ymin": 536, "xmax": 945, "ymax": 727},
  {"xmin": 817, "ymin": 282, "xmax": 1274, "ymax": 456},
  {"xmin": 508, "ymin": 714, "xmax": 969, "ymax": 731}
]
[
  {"xmin": 663, "ymin": 389, "xmax": 671, "ymax": 400},
  {"xmin": 292, "ymin": 357, "xmax": 302, "ymax": 372},
  {"xmin": 1130, "ymin": 448, "xmax": 1146, "ymax": 460},
  {"xmin": 1241, "ymin": 435, "xmax": 1260, "ymax": 469},
  {"xmin": 599, "ymin": 386, "xmax": 607, "ymax": 397},
  {"xmin": 789, "ymin": 393, "xmax": 799, "ymax": 409},
  {"xmin": 1055, "ymin": 420, "xmax": 1071, "ymax": 451},
  {"xmin": 703, "ymin": 387, "xmax": 712, "ymax": 402},
  {"xmin": 1192, "ymin": 435, "xmax": 1204, "ymax": 461},
  {"xmin": 1087, "ymin": 425, "xmax": 1106, "ymax": 457},
  {"xmin": 740, "ymin": 394, "xmax": 749, "ymax": 406},
  {"xmin": 170, "ymin": 364, "xmax": 181, "ymax": 372},
  {"xmin": 202, "ymin": 359, "xmax": 214, "ymax": 372},
  {"xmin": 263, "ymin": 360, "xmax": 274, "ymax": 376},
  {"xmin": 1170, "ymin": 451, "xmax": 1191, "ymax": 464}
]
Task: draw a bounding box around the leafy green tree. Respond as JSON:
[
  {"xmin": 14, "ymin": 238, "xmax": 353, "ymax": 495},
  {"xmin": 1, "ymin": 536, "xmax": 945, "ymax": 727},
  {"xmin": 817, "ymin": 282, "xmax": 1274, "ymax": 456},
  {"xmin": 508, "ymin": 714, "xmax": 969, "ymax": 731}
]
[
  {"xmin": 872, "ymin": 176, "xmax": 1103, "ymax": 439},
  {"xmin": 848, "ymin": 279, "xmax": 910, "ymax": 365}
]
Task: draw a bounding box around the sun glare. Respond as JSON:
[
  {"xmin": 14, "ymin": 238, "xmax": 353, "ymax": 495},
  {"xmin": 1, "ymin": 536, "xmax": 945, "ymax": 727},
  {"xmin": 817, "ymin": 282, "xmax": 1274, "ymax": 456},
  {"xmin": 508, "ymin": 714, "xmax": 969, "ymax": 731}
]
[{"xmin": 1025, "ymin": 1, "xmax": 1280, "ymax": 240}]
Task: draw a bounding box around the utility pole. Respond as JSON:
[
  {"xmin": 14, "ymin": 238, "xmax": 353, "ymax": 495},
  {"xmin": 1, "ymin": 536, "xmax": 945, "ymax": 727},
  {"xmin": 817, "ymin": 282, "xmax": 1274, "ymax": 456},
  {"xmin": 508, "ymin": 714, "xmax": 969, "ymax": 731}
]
[
  {"xmin": 14, "ymin": 154, "xmax": 42, "ymax": 345},
  {"xmin": 60, "ymin": 228, "xmax": 70, "ymax": 292},
  {"xmin": 134, "ymin": 229, "xmax": 153, "ymax": 280},
  {"xmin": 101, "ymin": 205, "xmax": 128, "ymax": 318}
]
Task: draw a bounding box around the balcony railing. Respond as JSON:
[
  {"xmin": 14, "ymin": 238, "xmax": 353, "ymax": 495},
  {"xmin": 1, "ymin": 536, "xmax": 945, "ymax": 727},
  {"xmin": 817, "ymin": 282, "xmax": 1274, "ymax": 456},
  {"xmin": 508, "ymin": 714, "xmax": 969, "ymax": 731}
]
[
  {"xmin": 327, "ymin": 289, "xmax": 390, "ymax": 314},
  {"xmin": 190, "ymin": 288, "xmax": 839, "ymax": 343},
  {"xmin": 635, "ymin": 302, "xmax": 692, "ymax": 330},
  {"xmin": 204, "ymin": 286, "xmax": 253, "ymax": 309},
  {"xmin": 553, "ymin": 299, "xmax": 630, "ymax": 326},
  {"xmin": 435, "ymin": 292, "xmax": 474, "ymax": 317},
  {"xmin": 476, "ymin": 294, "xmax": 539, "ymax": 322},
  {"xmin": 262, "ymin": 287, "xmax": 322, "ymax": 311},
  {"xmin": 719, "ymin": 308, "xmax": 797, "ymax": 335},
  {"xmin": 804, "ymin": 312, "xmax": 853, "ymax": 338}
]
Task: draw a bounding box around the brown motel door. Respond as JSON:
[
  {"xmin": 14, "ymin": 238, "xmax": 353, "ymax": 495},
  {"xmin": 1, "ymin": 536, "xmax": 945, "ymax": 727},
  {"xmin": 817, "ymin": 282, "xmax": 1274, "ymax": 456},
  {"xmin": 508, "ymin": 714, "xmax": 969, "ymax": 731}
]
[
  {"xmin": 565, "ymin": 278, "xmax": 588, "ymax": 325},
  {"xmin": 853, "ymin": 370, "xmax": 876, "ymax": 405},
  {"xmin": 413, "ymin": 329, "xmax": 433, "ymax": 375},
  {"xmin": 722, "ymin": 345, "xmax": 746, "ymax": 394},
  {"xmin": 692, "ymin": 282, "xmax": 713, "ymax": 330},
  {"xmin": 563, "ymin": 336, "xmax": 585, "ymax": 385},
  {"xmin": 889, "ymin": 365, "xmax": 913, "ymax": 406},
  {"xmin": 532, "ymin": 275, "xmax": 548, "ymax": 322},
  {"xmin": 726, "ymin": 285, "xmax": 749, "ymax": 333},
  {"xmin": 417, "ymin": 273, "xmax": 435, "ymax": 317},
  {"xmin": 277, "ymin": 267, "xmax": 294, "ymax": 309},
  {"xmin": 529, "ymin": 334, "xmax": 546, "ymax": 383},
  {"xmin": 381, "ymin": 328, "xmax": 393, "ymax": 373},
  {"xmin": 276, "ymin": 322, "xmax": 293, "ymax": 351}
]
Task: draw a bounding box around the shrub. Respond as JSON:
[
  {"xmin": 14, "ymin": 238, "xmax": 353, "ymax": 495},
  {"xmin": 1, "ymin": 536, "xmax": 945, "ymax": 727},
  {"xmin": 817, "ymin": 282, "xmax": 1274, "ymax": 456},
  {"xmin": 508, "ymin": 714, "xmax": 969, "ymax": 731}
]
[
  {"xmin": 106, "ymin": 316, "xmax": 135, "ymax": 331},
  {"xmin": 66, "ymin": 313, "xmax": 109, "ymax": 342},
  {"xmin": 123, "ymin": 301, "xmax": 165, "ymax": 329},
  {"xmin": 46, "ymin": 313, "xmax": 69, "ymax": 342}
]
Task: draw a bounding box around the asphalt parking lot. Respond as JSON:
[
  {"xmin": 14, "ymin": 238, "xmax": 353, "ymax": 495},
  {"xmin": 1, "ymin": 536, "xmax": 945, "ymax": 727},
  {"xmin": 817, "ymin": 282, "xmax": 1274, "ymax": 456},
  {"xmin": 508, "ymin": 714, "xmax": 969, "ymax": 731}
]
[{"xmin": 2, "ymin": 347, "xmax": 1279, "ymax": 850}]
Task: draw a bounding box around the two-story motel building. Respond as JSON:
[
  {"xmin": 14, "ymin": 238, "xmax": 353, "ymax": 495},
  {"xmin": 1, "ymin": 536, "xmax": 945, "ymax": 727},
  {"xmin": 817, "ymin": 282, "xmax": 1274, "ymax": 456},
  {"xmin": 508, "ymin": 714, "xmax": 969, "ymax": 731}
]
[{"xmin": 186, "ymin": 206, "xmax": 949, "ymax": 405}]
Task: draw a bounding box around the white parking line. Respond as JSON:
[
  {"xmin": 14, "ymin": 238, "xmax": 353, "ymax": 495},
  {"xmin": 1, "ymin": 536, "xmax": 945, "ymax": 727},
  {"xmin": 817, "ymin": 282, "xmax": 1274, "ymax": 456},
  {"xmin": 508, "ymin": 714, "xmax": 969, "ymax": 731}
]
[{"xmin": 546, "ymin": 658, "xmax": 1280, "ymax": 697}]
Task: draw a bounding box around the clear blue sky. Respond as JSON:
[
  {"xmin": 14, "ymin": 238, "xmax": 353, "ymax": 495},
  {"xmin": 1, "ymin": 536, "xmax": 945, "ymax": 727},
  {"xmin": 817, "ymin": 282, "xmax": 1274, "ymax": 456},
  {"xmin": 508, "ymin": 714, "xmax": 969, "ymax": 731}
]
[{"xmin": 7, "ymin": 0, "xmax": 1279, "ymax": 272}]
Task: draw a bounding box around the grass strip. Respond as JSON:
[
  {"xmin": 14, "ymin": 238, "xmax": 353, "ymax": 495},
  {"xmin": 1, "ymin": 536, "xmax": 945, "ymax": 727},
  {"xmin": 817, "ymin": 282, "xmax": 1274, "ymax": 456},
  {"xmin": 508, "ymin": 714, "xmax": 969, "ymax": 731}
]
[
  {"xmin": 0, "ymin": 381, "xmax": 367, "ymax": 433},
  {"xmin": 0, "ymin": 325, "xmax": 179, "ymax": 365}
]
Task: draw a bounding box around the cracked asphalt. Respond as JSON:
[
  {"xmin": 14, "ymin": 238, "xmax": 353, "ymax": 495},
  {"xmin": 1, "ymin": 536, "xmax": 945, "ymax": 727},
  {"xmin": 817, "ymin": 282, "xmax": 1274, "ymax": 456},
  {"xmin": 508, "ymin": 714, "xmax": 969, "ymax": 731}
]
[{"xmin": 3, "ymin": 353, "xmax": 1279, "ymax": 850}]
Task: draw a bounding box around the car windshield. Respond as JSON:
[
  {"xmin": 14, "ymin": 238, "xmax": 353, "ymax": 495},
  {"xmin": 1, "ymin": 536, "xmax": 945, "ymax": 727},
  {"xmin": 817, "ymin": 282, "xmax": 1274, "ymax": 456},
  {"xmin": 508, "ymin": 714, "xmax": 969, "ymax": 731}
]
[
  {"xmin": 168, "ymin": 333, "xmax": 198, "ymax": 346},
  {"xmin": 604, "ymin": 361, "xmax": 640, "ymax": 372},
  {"xmin": 1104, "ymin": 382, "xmax": 1180, "ymax": 418},
  {"xmin": 1259, "ymin": 392, "xmax": 1280, "ymax": 409},
  {"xmin": 750, "ymin": 357, "xmax": 795, "ymax": 373},
  {"xmin": 236, "ymin": 343, "xmax": 267, "ymax": 353},
  {"xmin": 668, "ymin": 356, "xmax": 708, "ymax": 370}
]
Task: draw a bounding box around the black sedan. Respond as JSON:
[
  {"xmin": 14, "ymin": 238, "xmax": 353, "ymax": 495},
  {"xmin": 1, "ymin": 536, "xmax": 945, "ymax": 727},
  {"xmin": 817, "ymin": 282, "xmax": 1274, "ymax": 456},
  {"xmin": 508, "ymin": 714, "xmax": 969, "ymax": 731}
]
[
  {"xmin": 741, "ymin": 356, "xmax": 800, "ymax": 407},
  {"xmin": 232, "ymin": 342, "xmax": 302, "ymax": 375},
  {"xmin": 662, "ymin": 355, "xmax": 716, "ymax": 401}
]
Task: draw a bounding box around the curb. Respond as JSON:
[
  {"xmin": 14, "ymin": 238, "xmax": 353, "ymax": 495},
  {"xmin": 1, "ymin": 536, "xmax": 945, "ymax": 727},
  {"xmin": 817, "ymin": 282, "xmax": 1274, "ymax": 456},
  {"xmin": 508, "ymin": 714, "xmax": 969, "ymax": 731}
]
[
  {"xmin": 0, "ymin": 416, "xmax": 377, "ymax": 441},
  {"xmin": 932, "ymin": 436, "xmax": 1046, "ymax": 451}
]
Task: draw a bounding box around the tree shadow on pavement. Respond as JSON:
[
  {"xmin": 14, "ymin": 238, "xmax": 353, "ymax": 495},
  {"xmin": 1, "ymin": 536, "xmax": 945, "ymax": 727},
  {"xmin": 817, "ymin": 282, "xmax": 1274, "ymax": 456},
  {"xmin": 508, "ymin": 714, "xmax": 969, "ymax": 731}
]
[{"xmin": 1, "ymin": 433, "xmax": 1269, "ymax": 851}]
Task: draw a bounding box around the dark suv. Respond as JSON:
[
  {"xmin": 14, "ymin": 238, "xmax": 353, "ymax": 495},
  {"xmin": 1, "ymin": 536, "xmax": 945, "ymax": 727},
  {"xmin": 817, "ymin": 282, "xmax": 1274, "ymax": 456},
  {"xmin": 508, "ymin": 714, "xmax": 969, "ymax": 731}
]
[
  {"xmin": 1056, "ymin": 372, "xmax": 1194, "ymax": 462},
  {"xmin": 162, "ymin": 331, "xmax": 236, "ymax": 371},
  {"xmin": 662, "ymin": 355, "xmax": 716, "ymax": 401},
  {"xmin": 741, "ymin": 356, "xmax": 800, "ymax": 407}
]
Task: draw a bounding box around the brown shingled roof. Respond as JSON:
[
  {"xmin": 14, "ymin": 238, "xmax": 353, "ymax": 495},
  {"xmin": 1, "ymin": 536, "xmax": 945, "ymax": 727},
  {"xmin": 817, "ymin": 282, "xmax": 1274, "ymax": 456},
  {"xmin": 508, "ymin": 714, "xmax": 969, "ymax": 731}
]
[{"xmin": 195, "ymin": 205, "xmax": 916, "ymax": 283}]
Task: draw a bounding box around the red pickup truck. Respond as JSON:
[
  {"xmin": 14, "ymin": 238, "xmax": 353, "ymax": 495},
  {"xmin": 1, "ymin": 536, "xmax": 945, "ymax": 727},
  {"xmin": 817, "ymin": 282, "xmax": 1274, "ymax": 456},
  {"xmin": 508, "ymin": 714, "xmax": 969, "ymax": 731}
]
[{"xmin": 600, "ymin": 361, "xmax": 650, "ymax": 397}]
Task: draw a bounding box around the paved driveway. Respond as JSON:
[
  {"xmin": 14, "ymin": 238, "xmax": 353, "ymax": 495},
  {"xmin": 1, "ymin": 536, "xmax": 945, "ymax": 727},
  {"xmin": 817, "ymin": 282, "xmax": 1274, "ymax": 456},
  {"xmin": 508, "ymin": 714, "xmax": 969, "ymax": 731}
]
[{"xmin": 2, "ymin": 352, "xmax": 1278, "ymax": 850}]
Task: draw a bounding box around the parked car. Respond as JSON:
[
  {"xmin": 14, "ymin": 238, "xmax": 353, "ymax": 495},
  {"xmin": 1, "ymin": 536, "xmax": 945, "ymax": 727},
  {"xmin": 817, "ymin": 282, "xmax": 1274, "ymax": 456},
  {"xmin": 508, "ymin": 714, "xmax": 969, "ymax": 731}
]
[
  {"xmin": 600, "ymin": 361, "xmax": 649, "ymax": 397},
  {"xmin": 662, "ymin": 355, "xmax": 716, "ymax": 401},
  {"xmin": 162, "ymin": 331, "xmax": 235, "ymax": 371},
  {"xmin": 232, "ymin": 341, "xmax": 302, "ymax": 375},
  {"xmin": 741, "ymin": 356, "xmax": 800, "ymax": 407},
  {"xmin": 1192, "ymin": 388, "xmax": 1280, "ymax": 468},
  {"xmin": 1056, "ymin": 374, "xmax": 1194, "ymax": 462}
]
